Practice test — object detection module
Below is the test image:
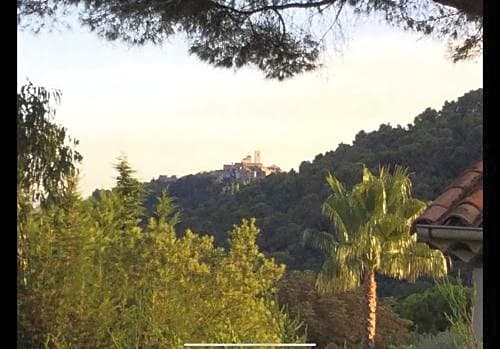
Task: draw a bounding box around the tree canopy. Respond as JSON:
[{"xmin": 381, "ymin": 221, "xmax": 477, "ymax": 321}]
[
  {"xmin": 140, "ymin": 88, "xmax": 482, "ymax": 276},
  {"xmin": 17, "ymin": 82, "xmax": 82, "ymax": 205},
  {"xmin": 18, "ymin": 0, "xmax": 482, "ymax": 79},
  {"xmin": 16, "ymin": 86, "xmax": 304, "ymax": 345},
  {"xmin": 278, "ymin": 270, "xmax": 413, "ymax": 348},
  {"xmin": 18, "ymin": 161, "xmax": 304, "ymax": 347}
]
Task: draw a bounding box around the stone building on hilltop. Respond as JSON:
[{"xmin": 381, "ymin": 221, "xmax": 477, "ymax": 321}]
[{"xmin": 222, "ymin": 150, "xmax": 281, "ymax": 183}]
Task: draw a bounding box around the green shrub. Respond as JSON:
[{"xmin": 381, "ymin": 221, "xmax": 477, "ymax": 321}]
[
  {"xmin": 435, "ymin": 276, "xmax": 480, "ymax": 348},
  {"xmin": 412, "ymin": 329, "xmax": 466, "ymax": 349},
  {"xmin": 278, "ymin": 271, "xmax": 413, "ymax": 348},
  {"xmin": 395, "ymin": 281, "xmax": 473, "ymax": 334},
  {"xmin": 388, "ymin": 329, "xmax": 466, "ymax": 349},
  {"xmin": 18, "ymin": 161, "xmax": 305, "ymax": 348}
]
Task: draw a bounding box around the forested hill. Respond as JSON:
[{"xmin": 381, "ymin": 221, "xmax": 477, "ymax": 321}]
[{"xmin": 143, "ymin": 88, "xmax": 482, "ymax": 270}]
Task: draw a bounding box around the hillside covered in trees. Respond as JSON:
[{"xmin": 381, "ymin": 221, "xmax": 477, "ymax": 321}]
[
  {"xmin": 19, "ymin": 82, "xmax": 481, "ymax": 349},
  {"xmin": 142, "ymin": 88, "xmax": 482, "ymax": 272}
]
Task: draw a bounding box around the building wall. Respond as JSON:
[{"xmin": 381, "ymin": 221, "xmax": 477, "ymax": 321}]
[{"xmin": 472, "ymin": 267, "xmax": 483, "ymax": 343}]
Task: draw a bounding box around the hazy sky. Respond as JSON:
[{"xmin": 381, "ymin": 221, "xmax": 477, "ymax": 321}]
[{"xmin": 17, "ymin": 14, "xmax": 483, "ymax": 197}]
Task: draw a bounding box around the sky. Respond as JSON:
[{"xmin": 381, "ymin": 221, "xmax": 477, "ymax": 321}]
[{"xmin": 17, "ymin": 12, "xmax": 483, "ymax": 197}]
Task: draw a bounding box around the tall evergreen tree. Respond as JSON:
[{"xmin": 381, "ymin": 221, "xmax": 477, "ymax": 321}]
[{"xmin": 113, "ymin": 155, "xmax": 147, "ymax": 230}]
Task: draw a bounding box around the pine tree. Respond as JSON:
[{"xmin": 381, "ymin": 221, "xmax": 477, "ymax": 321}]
[{"xmin": 113, "ymin": 155, "xmax": 147, "ymax": 230}]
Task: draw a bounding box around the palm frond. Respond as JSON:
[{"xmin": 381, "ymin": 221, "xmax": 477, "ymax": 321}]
[
  {"xmin": 323, "ymin": 173, "xmax": 366, "ymax": 238},
  {"xmin": 319, "ymin": 164, "xmax": 447, "ymax": 292},
  {"xmin": 385, "ymin": 166, "xmax": 412, "ymax": 209},
  {"xmin": 315, "ymin": 251, "xmax": 363, "ymax": 294},
  {"xmin": 380, "ymin": 239, "xmax": 448, "ymax": 281},
  {"xmin": 326, "ymin": 172, "xmax": 345, "ymax": 195},
  {"xmin": 353, "ymin": 166, "xmax": 387, "ymax": 217},
  {"xmin": 321, "ymin": 200, "xmax": 349, "ymax": 242},
  {"xmin": 397, "ymin": 198, "xmax": 427, "ymax": 226},
  {"xmin": 302, "ymin": 229, "xmax": 338, "ymax": 253}
]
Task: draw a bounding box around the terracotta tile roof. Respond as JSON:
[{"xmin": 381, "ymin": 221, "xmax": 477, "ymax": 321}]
[{"xmin": 414, "ymin": 160, "xmax": 483, "ymax": 228}]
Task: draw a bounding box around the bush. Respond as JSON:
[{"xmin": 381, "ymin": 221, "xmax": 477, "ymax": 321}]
[
  {"xmin": 278, "ymin": 271, "xmax": 413, "ymax": 348},
  {"xmin": 18, "ymin": 163, "xmax": 305, "ymax": 348},
  {"xmin": 410, "ymin": 329, "xmax": 466, "ymax": 349},
  {"xmin": 395, "ymin": 282, "xmax": 473, "ymax": 334},
  {"xmin": 391, "ymin": 275, "xmax": 481, "ymax": 349},
  {"xmin": 435, "ymin": 276, "xmax": 480, "ymax": 348}
]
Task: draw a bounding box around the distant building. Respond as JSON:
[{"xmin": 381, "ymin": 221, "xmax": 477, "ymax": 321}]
[
  {"xmin": 154, "ymin": 152, "xmax": 281, "ymax": 187},
  {"xmin": 266, "ymin": 164, "xmax": 281, "ymax": 174},
  {"xmin": 254, "ymin": 150, "xmax": 261, "ymax": 165},
  {"xmin": 241, "ymin": 155, "xmax": 253, "ymax": 165},
  {"xmin": 222, "ymin": 151, "xmax": 281, "ymax": 183},
  {"xmin": 156, "ymin": 175, "xmax": 178, "ymax": 183}
]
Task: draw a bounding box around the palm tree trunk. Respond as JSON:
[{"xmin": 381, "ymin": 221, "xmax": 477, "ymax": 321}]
[{"xmin": 363, "ymin": 270, "xmax": 377, "ymax": 349}]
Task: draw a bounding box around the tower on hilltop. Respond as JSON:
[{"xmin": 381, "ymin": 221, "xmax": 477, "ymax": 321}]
[{"xmin": 254, "ymin": 150, "xmax": 261, "ymax": 165}]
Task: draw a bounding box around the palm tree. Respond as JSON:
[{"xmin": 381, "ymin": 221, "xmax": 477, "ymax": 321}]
[{"xmin": 304, "ymin": 165, "xmax": 448, "ymax": 349}]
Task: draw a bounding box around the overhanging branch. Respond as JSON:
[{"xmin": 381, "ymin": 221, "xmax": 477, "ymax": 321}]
[{"xmin": 430, "ymin": 0, "xmax": 482, "ymax": 17}]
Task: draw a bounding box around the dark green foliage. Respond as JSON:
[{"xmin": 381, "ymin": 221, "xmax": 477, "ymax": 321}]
[
  {"xmin": 278, "ymin": 271, "xmax": 413, "ymax": 348},
  {"xmin": 435, "ymin": 275, "xmax": 479, "ymax": 347},
  {"xmin": 305, "ymin": 89, "xmax": 483, "ymax": 201},
  {"xmin": 376, "ymin": 275, "xmax": 434, "ymax": 300},
  {"xmin": 141, "ymin": 89, "xmax": 482, "ymax": 277},
  {"xmin": 18, "ymin": 162, "xmax": 300, "ymax": 347},
  {"xmin": 113, "ymin": 156, "xmax": 147, "ymax": 229},
  {"xmin": 17, "ymin": 82, "xmax": 83, "ymax": 314},
  {"xmin": 153, "ymin": 190, "xmax": 182, "ymax": 227},
  {"xmin": 18, "ymin": 0, "xmax": 481, "ymax": 79},
  {"xmin": 395, "ymin": 284, "xmax": 471, "ymax": 334},
  {"xmin": 406, "ymin": 329, "xmax": 468, "ymax": 349},
  {"xmin": 17, "ymin": 82, "xmax": 82, "ymax": 204}
]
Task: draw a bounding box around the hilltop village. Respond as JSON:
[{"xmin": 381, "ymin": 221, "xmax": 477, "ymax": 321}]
[
  {"xmin": 222, "ymin": 151, "xmax": 282, "ymax": 182},
  {"xmin": 156, "ymin": 151, "xmax": 282, "ymax": 185}
]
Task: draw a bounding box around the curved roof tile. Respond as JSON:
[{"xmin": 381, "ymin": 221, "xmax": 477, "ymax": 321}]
[{"xmin": 414, "ymin": 159, "xmax": 483, "ymax": 228}]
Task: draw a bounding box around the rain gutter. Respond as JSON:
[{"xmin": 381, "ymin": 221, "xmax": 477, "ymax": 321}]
[{"xmin": 415, "ymin": 224, "xmax": 483, "ymax": 241}]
